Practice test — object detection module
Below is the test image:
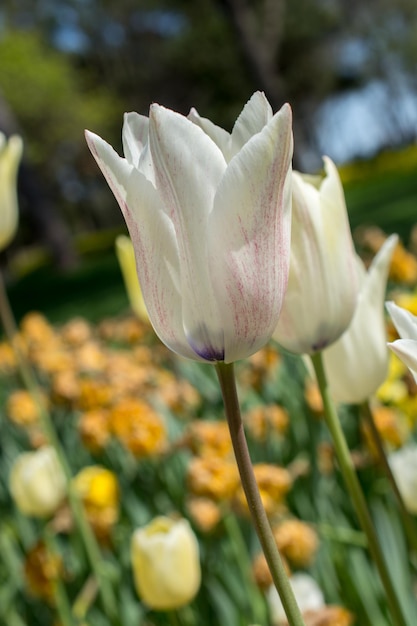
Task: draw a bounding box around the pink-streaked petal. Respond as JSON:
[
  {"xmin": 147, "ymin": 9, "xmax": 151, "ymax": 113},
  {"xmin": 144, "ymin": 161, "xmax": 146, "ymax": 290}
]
[
  {"xmin": 210, "ymin": 103, "xmax": 293, "ymax": 362},
  {"xmin": 149, "ymin": 104, "xmax": 228, "ymax": 360},
  {"xmin": 230, "ymin": 91, "xmax": 273, "ymax": 156},
  {"xmin": 85, "ymin": 130, "xmax": 133, "ymax": 211},
  {"xmin": 388, "ymin": 339, "xmax": 417, "ymax": 383},
  {"xmin": 124, "ymin": 169, "xmax": 201, "ymax": 361},
  {"xmin": 122, "ymin": 112, "xmax": 149, "ymax": 166},
  {"xmin": 386, "ymin": 301, "xmax": 417, "ymax": 341},
  {"xmin": 86, "ymin": 130, "xmax": 198, "ymax": 360}
]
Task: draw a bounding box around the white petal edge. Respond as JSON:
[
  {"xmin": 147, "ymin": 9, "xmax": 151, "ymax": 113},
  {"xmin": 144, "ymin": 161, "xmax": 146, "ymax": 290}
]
[
  {"xmin": 187, "ymin": 107, "xmax": 232, "ymax": 161},
  {"xmin": 85, "ymin": 130, "xmax": 133, "ymax": 210},
  {"xmin": 124, "ymin": 168, "xmax": 200, "ymax": 360},
  {"xmin": 388, "ymin": 338, "xmax": 417, "ymax": 383},
  {"xmin": 86, "ymin": 129, "xmax": 198, "ymax": 360},
  {"xmin": 230, "ymin": 91, "xmax": 273, "ymax": 156},
  {"xmin": 386, "ymin": 300, "xmax": 417, "ymax": 341},
  {"xmin": 122, "ymin": 112, "xmax": 149, "ymax": 166}
]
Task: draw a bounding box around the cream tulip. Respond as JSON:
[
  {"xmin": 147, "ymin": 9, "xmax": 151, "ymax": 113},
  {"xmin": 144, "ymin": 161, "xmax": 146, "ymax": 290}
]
[
  {"xmin": 86, "ymin": 93, "xmax": 293, "ymax": 363},
  {"xmin": 387, "ymin": 301, "xmax": 417, "ymax": 382},
  {"xmin": 273, "ymin": 157, "xmax": 358, "ymax": 355},
  {"xmin": 9, "ymin": 446, "xmax": 67, "ymax": 518},
  {"xmin": 321, "ymin": 234, "xmax": 398, "ymax": 404},
  {"xmin": 0, "ymin": 133, "xmax": 23, "ymax": 251},
  {"xmin": 131, "ymin": 516, "xmax": 201, "ymax": 610}
]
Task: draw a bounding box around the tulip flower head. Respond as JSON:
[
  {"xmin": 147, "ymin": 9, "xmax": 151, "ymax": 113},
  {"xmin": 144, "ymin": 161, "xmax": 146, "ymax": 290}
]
[
  {"xmin": 387, "ymin": 301, "xmax": 417, "ymax": 382},
  {"xmin": 86, "ymin": 92, "xmax": 293, "ymax": 363},
  {"xmin": 0, "ymin": 132, "xmax": 23, "ymax": 251},
  {"xmin": 9, "ymin": 446, "xmax": 67, "ymax": 518},
  {"xmin": 322, "ymin": 234, "xmax": 398, "ymax": 404},
  {"xmin": 273, "ymin": 157, "xmax": 358, "ymax": 355},
  {"xmin": 131, "ymin": 516, "xmax": 201, "ymax": 610}
]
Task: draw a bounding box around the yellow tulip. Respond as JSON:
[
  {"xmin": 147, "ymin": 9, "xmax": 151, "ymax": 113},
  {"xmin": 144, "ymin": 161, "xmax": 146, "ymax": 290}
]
[
  {"xmin": 115, "ymin": 235, "xmax": 149, "ymax": 323},
  {"xmin": 0, "ymin": 133, "xmax": 23, "ymax": 251},
  {"xmin": 131, "ymin": 516, "xmax": 201, "ymax": 610},
  {"xmin": 72, "ymin": 465, "xmax": 120, "ymax": 538}
]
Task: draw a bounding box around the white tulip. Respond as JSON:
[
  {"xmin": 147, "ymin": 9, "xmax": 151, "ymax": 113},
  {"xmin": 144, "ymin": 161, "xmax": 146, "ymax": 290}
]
[
  {"xmin": 273, "ymin": 157, "xmax": 358, "ymax": 354},
  {"xmin": 86, "ymin": 93, "xmax": 293, "ymax": 363}
]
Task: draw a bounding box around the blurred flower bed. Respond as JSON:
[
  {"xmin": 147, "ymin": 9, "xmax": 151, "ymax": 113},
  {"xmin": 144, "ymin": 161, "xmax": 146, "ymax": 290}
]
[{"xmin": 2, "ymin": 225, "xmax": 417, "ymax": 626}]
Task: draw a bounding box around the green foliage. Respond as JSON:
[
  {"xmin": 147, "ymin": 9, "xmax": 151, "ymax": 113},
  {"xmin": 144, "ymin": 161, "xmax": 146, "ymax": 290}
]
[{"xmin": 0, "ymin": 29, "xmax": 120, "ymax": 164}]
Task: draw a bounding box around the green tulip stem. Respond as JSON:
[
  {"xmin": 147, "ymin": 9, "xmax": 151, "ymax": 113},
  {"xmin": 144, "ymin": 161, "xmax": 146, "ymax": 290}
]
[
  {"xmin": 43, "ymin": 529, "xmax": 77, "ymax": 626},
  {"xmin": 311, "ymin": 351, "xmax": 408, "ymax": 626},
  {"xmin": 0, "ymin": 270, "xmax": 118, "ymax": 623},
  {"xmin": 361, "ymin": 399, "xmax": 417, "ymax": 554},
  {"xmin": 215, "ymin": 362, "xmax": 306, "ymax": 626}
]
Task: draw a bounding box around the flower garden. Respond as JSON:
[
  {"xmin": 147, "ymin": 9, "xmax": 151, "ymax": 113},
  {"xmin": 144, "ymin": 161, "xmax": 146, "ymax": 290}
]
[{"xmin": 1, "ymin": 94, "xmax": 417, "ymax": 626}]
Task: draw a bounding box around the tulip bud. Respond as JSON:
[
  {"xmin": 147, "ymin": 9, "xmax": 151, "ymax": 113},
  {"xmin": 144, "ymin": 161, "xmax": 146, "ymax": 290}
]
[
  {"xmin": 115, "ymin": 235, "xmax": 149, "ymax": 323},
  {"xmin": 9, "ymin": 446, "xmax": 67, "ymax": 518},
  {"xmin": 0, "ymin": 133, "xmax": 23, "ymax": 251},
  {"xmin": 273, "ymin": 157, "xmax": 358, "ymax": 354},
  {"xmin": 131, "ymin": 516, "xmax": 201, "ymax": 610}
]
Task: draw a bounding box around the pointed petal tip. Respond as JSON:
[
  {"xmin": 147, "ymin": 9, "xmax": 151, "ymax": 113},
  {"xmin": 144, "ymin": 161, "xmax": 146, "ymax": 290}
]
[
  {"xmin": 322, "ymin": 155, "xmax": 337, "ymax": 173},
  {"xmin": 84, "ymin": 129, "xmax": 100, "ymax": 147}
]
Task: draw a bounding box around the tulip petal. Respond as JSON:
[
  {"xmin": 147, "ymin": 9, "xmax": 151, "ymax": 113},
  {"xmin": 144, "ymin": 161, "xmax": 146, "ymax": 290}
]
[
  {"xmin": 230, "ymin": 91, "xmax": 273, "ymax": 155},
  {"xmin": 188, "ymin": 107, "xmax": 232, "ymax": 161},
  {"xmin": 210, "ymin": 103, "xmax": 293, "ymax": 362},
  {"xmin": 386, "ymin": 300, "xmax": 417, "ymax": 341},
  {"xmin": 124, "ymin": 171, "xmax": 200, "ymax": 360},
  {"xmin": 149, "ymin": 105, "xmax": 228, "ymax": 360},
  {"xmin": 388, "ymin": 339, "xmax": 417, "ymax": 382},
  {"xmin": 122, "ymin": 112, "xmax": 149, "ymax": 166},
  {"xmin": 85, "ymin": 130, "xmax": 134, "ymax": 210},
  {"xmin": 322, "ymin": 234, "xmax": 397, "ymax": 403},
  {"xmin": 86, "ymin": 130, "xmax": 198, "ymax": 360}
]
